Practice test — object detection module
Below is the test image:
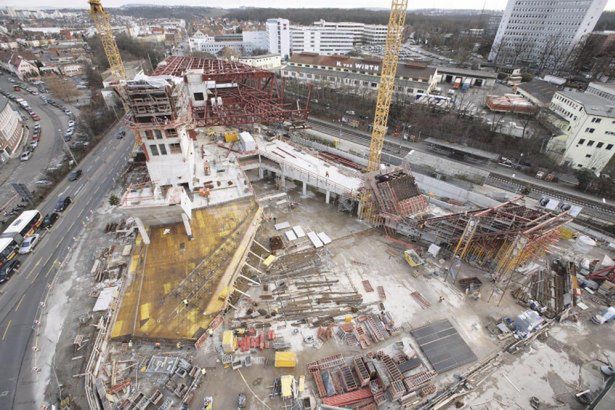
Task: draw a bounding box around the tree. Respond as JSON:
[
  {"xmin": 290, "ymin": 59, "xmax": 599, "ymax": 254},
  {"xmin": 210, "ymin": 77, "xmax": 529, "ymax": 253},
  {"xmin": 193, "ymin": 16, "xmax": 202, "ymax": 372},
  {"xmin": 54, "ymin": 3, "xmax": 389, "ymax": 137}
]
[
  {"xmin": 109, "ymin": 194, "xmax": 120, "ymax": 206},
  {"xmin": 218, "ymin": 46, "xmax": 240, "ymax": 60},
  {"xmin": 84, "ymin": 64, "xmax": 103, "ymax": 89},
  {"xmin": 45, "ymin": 76, "xmax": 80, "ymax": 102}
]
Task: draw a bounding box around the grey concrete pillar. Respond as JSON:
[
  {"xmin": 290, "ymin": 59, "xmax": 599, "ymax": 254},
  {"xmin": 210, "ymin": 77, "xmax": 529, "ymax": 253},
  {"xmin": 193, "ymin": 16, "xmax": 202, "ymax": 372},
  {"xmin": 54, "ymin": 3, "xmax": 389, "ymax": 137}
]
[
  {"xmin": 302, "ymin": 181, "xmax": 307, "ymax": 196},
  {"xmin": 135, "ymin": 217, "xmax": 150, "ymax": 245},
  {"xmin": 182, "ymin": 213, "xmax": 193, "ymax": 239},
  {"xmin": 258, "ymin": 167, "xmax": 264, "ymax": 179},
  {"xmin": 325, "ymin": 190, "xmax": 330, "ymax": 204}
]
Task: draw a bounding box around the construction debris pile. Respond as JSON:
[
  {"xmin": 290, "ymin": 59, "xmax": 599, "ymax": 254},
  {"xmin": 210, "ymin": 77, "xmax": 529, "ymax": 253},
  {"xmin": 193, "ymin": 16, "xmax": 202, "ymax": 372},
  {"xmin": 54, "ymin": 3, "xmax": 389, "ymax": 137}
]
[{"xmin": 511, "ymin": 259, "xmax": 574, "ymax": 318}]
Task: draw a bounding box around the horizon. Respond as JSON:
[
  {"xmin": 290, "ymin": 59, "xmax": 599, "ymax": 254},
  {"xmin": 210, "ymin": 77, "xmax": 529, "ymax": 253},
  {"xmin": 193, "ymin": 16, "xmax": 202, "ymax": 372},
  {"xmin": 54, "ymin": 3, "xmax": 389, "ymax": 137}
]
[{"xmin": 2, "ymin": 1, "xmax": 614, "ymax": 12}]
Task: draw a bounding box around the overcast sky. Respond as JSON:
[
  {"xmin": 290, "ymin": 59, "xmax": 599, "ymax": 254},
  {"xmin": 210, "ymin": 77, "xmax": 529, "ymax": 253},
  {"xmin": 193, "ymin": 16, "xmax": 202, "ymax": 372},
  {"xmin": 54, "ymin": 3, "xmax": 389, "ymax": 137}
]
[{"xmin": 3, "ymin": 0, "xmax": 615, "ymax": 11}]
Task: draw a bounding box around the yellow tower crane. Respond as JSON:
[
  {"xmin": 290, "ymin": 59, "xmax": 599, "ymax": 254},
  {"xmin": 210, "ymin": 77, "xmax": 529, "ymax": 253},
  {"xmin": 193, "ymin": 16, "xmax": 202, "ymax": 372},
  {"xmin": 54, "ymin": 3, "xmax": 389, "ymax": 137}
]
[
  {"xmin": 360, "ymin": 0, "xmax": 408, "ymax": 220},
  {"xmin": 88, "ymin": 0, "xmax": 126, "ymax": 80}
]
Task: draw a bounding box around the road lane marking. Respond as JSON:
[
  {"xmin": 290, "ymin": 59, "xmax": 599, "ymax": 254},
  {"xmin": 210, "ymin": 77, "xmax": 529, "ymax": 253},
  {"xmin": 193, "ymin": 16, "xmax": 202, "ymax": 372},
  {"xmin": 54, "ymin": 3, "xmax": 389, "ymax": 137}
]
[
  {"xmin": 26, "ymin": 257, "xmax": 43, "ymax": 279},
  {"xmin": 2, "ymin": 320, "xmax": 11, "ymax": 341},
  {"xmin": 15, "ymin": 294, "xmax": 25, "ymax": 312}
]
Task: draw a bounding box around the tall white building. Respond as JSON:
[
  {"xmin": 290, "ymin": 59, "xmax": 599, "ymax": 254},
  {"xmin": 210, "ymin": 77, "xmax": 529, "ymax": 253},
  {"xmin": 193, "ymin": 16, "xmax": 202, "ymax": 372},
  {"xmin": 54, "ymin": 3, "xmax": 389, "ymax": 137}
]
[
  {"xmin": 489, "ymin": 0, "xmax": 607, "ymax": 71},
  {"xmin": 547, "ymin": 82, "xmax": 615, "ymax": 173},
  {"xmin": 266, "ymin": 18, "xmax": 291, "ymax": 60}
]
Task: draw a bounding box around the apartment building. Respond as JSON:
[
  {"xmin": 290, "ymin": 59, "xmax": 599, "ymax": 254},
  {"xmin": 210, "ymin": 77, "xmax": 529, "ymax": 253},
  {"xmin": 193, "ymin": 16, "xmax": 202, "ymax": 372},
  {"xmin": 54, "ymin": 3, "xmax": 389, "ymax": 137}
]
[
  {"xmin": 282, "ymin": 52, "xmax": 438, "ymax": 99},
  {"xmin": 547, "ymin": 82, "xmax": 615, "ymax": 173},
  {"xmin": 0, "ymin": 96, "xmax": 24, "ymax": 161},
  {"xmin": 489, "ymin": 0, "xmax": 607, "ymax": 70}
]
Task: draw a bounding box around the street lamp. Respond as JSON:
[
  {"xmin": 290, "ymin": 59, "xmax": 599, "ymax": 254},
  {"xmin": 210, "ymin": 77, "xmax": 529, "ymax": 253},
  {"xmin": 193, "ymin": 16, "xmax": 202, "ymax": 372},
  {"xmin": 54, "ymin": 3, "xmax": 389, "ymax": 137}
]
[{"xmin": 58, "ymin": 128, "xmax": 77, "ymax": 166}]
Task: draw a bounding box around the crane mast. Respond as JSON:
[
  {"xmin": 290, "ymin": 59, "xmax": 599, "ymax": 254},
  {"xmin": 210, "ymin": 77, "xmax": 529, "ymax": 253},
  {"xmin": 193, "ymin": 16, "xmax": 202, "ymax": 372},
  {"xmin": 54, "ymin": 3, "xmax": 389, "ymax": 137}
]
[
  {"xmin": 367, "ymin": 0, "xmax": 408, "ymax": 172},
  {"xmin": 88, "ymin": 0, "xmax": 126, "ymax": 80},
  {"xmin": 360, "ymin": 0, "xmax": 408, "ymax": 220}
]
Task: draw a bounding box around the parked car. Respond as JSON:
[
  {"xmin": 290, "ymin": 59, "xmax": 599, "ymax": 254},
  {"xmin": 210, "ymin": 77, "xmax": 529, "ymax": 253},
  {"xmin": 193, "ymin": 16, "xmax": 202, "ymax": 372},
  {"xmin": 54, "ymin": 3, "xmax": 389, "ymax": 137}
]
[
  {"xmin": 68, "ymin": 169, "xmax": 82, "ymax": 181},
  {"xmin": 116, "ymin": 130, "xmax": 125, "ymax": 139},
  {"xmin": 19, "ymin": 234, "xmax": 40, "ymax": 254},
  {"xmin": 68, "ymin": 120, "xmax": 75, "ymax": 127},
  {"xmin": 42, "ymin": 212, "xmax": 59, "ymax": 229},
  {"xmin": 30, "ymin": 141, "xmax": 38, "ymax": 149},
  {"xmin": 0, "ymin": 260, "xmax": 21, "ymax": 283},
  {"xmin": 20, "ymin": 151, "xmax": 32, "ymax": 161},
  {"xmin": 54, "ymin": 196, "xmax": 72, "ymax": 212}
]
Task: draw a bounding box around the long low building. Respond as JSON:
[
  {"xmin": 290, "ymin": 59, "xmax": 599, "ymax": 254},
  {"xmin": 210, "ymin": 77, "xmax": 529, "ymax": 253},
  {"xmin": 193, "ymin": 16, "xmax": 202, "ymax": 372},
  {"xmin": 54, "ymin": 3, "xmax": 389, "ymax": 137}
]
[
  {"xmin": 281, "ymin": 52, "xmax": 439, "ymax": 99},
  {"xmin": 436, "ymin": 66, "xmax": 497, "ymax": 88}
]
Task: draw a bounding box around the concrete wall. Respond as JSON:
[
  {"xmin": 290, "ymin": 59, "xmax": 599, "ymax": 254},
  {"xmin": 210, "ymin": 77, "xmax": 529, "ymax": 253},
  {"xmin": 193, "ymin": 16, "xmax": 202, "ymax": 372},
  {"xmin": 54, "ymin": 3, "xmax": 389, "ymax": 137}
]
[{"xmin": 413, "ymin": 173, "xmax": 501, "ymax": 208}]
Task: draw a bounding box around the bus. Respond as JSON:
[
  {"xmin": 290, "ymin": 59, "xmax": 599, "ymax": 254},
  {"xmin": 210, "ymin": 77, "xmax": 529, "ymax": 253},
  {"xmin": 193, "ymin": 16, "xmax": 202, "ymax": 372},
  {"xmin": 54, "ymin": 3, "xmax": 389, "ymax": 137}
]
[
  {"xmin": 4, "ymin": 210, "xmax": 42, "ymax": 238},
  {"xmin": 0, "ymin": 235, "xmax": 21, "ymax": 267}
]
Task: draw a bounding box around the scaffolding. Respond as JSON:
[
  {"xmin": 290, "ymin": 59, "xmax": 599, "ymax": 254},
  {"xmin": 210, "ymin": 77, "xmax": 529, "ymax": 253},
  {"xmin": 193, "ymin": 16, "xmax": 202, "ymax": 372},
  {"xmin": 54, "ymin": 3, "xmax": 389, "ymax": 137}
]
[
  {"xmin": 362, "ymin": 166, "xmax": 429, "ymax": 227},
  {"xmin": 151, "ymin": 56, "xmax": 311, "ymax": 127},
  {"xmin": 421, "ymin": 198, "xmax": 572, "ymax": 303}
]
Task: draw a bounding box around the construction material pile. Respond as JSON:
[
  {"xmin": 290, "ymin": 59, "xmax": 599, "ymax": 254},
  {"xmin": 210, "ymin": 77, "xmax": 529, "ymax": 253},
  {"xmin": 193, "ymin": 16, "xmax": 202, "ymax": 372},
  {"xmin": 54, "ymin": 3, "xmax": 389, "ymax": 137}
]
[
  {"xmin": 336, "ymin": 312, "xmax": 400, "ymax": 348},
  {"xmin": 307, "ymin": 346, "xmax": 438, "ymax": 408},
  {"xmin": 258, "ymin": 249, "xmax": 365, "ymax": 326}
]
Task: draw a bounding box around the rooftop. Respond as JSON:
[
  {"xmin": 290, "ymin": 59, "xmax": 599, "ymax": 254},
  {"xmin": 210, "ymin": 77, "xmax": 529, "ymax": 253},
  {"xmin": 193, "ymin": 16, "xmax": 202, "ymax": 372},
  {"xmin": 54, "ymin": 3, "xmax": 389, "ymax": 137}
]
[
  {"xmin": 289, "ymin": 52, "xmax": 436, "ymax": 80},
  {"xmin": 435, "ymin": 66, "xmax": 498, "ymax": 79},
  {"xmin": 559, "ymin": 89, "xmax": 615, "ymax": 118},
  {"xmin": 518, "ymin": 79, "xmax": 561, "ymax": 105},
  {"xmin": 423, "ymin": 137, "xmax": 501, "ymax": 161}
]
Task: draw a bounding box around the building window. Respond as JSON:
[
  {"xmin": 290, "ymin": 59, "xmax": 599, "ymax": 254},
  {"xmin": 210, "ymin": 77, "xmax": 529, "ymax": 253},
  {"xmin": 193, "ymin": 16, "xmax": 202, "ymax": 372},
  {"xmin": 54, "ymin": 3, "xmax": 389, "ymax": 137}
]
[
  {"xmin": 144, "ymin": 130, "xmax": 154, "ymax": 140},
  {"xmin": 591, "ymin": 118, "xmax": 601, "ymax": 123},
  {"xmin": 597, "ymin": 142, "xmax": 604, "ymax": 148},
  {"xmin": 169, "ymin": 143, "xmax": 181, "ymax": 154},
  {"xmin": 166, "ymin": 128, "xmax": 178, "ymax": 138},
  {"xmin": 607, "ymin": 144, "xmax": 613, "ymax": 150},
  {"xmin": 578, "ymin": 139, "xmax": 585, "ymax": 145},
  {"xmin": 150, "ymin": 144, "xmax": 159, "ymax": 156},
  {"xmin": 194, "ymin": 92, "xmax": 204, "ymax": 101},
  {"xmin": 159, "ymin": 144, "xmax": 167, "ymax": 155},
  {"xmin": 154, "ymin": 129, "xmax": 163, "ymax": 139},
  {"xmin": 585, "ymin": 128, "xmax": 595, "ymax": 133},
  {"xmin": 587, "ymin": 140, "xmax": 595, "ymax": 146},
  {"xmin": 585, "ymin": 154, "xmax": 592, "ymax": 158}
]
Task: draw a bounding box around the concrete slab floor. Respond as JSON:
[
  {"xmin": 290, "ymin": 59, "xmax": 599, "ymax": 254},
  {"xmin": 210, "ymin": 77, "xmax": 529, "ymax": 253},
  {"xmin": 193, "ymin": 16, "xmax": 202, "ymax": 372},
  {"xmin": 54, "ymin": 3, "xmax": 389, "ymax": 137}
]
[{"xmin": 53, "ymin": 178, "xmax": 613, "ymax": 410}]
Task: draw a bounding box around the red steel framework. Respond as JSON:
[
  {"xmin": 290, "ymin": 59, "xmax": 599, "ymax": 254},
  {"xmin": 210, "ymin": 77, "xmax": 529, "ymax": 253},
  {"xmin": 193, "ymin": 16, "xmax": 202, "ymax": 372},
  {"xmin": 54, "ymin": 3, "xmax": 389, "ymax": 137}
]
[{"xmin": 152, "ymin": 56, "xmax": 311, "ymax": 127}]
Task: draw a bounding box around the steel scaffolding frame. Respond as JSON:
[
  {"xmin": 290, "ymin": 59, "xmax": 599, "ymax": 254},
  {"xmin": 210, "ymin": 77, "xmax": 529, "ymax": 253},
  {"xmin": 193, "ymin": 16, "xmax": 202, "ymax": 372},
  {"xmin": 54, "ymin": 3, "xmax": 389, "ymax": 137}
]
[
  {"xmin": 149, "ymin": 56, "xmax": 311, "ymax": 127},
  {"xmin": 422, "ymin": 198, "xmax": 572, "ymax": 303}
]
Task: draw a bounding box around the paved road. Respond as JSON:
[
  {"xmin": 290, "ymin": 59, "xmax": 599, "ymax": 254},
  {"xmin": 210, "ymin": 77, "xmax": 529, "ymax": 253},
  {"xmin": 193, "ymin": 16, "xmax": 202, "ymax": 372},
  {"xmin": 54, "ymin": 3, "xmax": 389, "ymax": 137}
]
[
  {"xmin": 0, "ymin": 120, "xmax": 132, "ymax": 408},
  {"xmin": 0, "ymin": 76, "xmax": 70, "ymax": 213},
  {"xmin": 307, "ymin": 116, "xmax": 615, "ymax": 208}
]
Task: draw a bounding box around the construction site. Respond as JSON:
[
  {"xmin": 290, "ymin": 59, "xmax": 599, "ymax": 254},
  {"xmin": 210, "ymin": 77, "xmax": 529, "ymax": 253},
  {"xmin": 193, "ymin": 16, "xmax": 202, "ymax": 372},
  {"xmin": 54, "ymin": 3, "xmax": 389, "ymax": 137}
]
[{"xmin": 39, "ymin": 1, "xmax": 615, "ymax": 409}]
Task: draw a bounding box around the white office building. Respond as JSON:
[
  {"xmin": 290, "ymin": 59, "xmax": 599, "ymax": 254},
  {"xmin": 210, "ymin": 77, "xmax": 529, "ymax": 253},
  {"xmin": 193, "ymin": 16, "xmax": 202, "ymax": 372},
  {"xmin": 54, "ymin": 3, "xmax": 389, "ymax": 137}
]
[
  {"xmin": 266, "ymin": 18, "xmax": 291, "ymax": 60},
  {"xmin": 188, "ymin": 30, "xmax": 269, "ymax": 55},
  {"xmin": 290, "ymin": 19, "xmax": 388, "ymax": 56},
  {"xmin": 547, "ymin": 82, "xmax": 615, "ymax": 173},
  {"xmin": 489, "ymin": 0, "xmax": 607, "ymax": 71}
]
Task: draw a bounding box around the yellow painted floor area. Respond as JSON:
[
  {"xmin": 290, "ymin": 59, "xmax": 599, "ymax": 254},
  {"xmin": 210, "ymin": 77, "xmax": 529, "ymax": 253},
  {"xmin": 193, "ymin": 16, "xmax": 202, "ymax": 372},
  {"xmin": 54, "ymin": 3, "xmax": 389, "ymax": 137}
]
[{"xmin": 112, "ymin": 198, "xmax": 258, "ymax": 341}]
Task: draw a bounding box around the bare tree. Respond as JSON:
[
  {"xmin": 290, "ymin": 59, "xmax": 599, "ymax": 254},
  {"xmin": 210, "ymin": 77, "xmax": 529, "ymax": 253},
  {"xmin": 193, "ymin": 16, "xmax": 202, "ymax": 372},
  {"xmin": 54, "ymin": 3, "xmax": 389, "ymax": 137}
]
[{"xmin": 45, "ymin": 76, "xmax": 80, "ymax": 102}]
